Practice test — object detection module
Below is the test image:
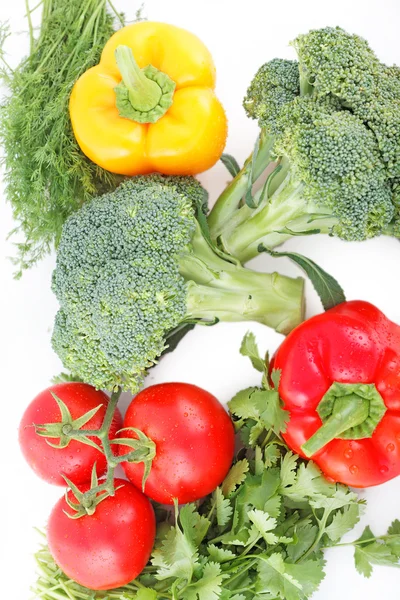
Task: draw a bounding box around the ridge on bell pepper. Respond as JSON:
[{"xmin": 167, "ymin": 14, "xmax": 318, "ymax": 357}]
[
  {"xmin": 272, "ymin": 300, "xmax": 400, "ymax": 488},
  {"xmin": 69, "ymin": 21, "xmax": 228, "ymax": 176}
]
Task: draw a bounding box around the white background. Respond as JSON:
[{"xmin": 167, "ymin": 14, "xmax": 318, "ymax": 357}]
[{"xmin": 1, "ymin": 0, "xmax": 400, "ymax": 597}]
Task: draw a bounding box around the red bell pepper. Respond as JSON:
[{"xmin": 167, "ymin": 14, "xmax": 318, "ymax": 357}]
[{"xmin": 273, "ymin": 300, "xmax": 400, "ymax": 488}]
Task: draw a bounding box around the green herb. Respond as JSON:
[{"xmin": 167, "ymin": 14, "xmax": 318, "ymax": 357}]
[
  {"xmin": 31, "ymin": 334, "xmax": 400, "ymax": 599},
  {"xmin": 0, "ymin": 0, "xmax": 124, "ymax": 276}
]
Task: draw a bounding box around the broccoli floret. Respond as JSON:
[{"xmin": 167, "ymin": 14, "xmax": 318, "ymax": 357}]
[
  {"xmin": 209, "ymin": 27, "xmax": 400, "ymax": 261},
  {"xmin": 292, "ymin": 28, "xmax": 400, "ymax": 179},
  {"xmin": 243, "ymin": 59, "xmax": 300, "ymax": 133},
  {"xmin": 292, "ymin": 26, "xmax": 380, "ymax": 102},
  {"xmin": 52, "ymin": 175, "xmax": 304, "ymax": 391}
]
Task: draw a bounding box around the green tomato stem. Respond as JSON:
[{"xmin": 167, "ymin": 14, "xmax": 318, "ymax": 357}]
[{"xmin": 64, "ymin": 387, "xmax": 122, "ymax": 511}]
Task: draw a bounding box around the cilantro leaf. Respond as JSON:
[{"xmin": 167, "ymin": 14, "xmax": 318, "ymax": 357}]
[
  {"xmin": 264, "ymin": 443, "xmax": 281, "ymax": 467},
  {"xmin": 325, "ymin": 504, "xmax": 361, "ymax": 542},
  {"xmin": 180, "ymin": 504, "xmax": 210, "ymax": 547},
  {"xmin": 354, "ymin": 546, "xmax": 374, "ymax": 578},
  {"xmin": 249, "ymin": 421, "xmax": 265, "ymax": 446},
  {"xmin": 282, "ymin": 461, "xmax": 336, "ymax": 501},
  {"xmin": 221, "ymin": 459, "xmax": 249, "ymax": 496},
  {"xmin": 152, "ymin": 506, "xmax": 207, "ymax": 581},
  {"xmin": 219, "ymin": 529, "xmax": 250, "ymax": 546},
  {"xmin": 256, "ymin": 553, "xmax": 325, "ymax": 600},
  {"xmin": 240, "ymin": 332, "xmax": 267, "ymax": 372},
  {"xmin": 252, "ymin": 387, "xmax": 289, "ymax": 435},
  {"xmin": 248, "ymin": 509, "xmax": 278, "ymax": 544},
  {"xmin": 214, "ymin": 487, "xmax": 233, "ymax": 527},
  {"xmin": 287, "ymin": 521, "xmax": 318, "ymax": 562},
  {"xmin": 354, "ymin": 541, "xmax": 399, "ymax": 577},
  {"xmin": 152, "ymin": 523, "xmax": 198, "ymax": 581},
  {"xmin": 388, "ymin": 519, "xmax": 400, "ymax": 535},
  {"xmin": 353, "ymin": 525, "xmax": 400, "ymax": 577},
  {"xmin": 264, "ymin": 494, "xmax": 282, "ymax": 519},
  {"xmin": 280, "ymin": 452, "xmax": 298, "ymax": 489},
  {"xmin": 207, "ymin": 545, "xmax": 236, "ymax": 563},
  {"xmin": 310, "ymin": 487, "xmax": 359, "ymax": 512},
  {"xmin": 185, "ymin": 562, "xmax": 227, "ymax": 600},
  {"xmin": 285, "ymin": 558, "xmax": 326, "ymax": 596},
  {"xmin": 387, "ymin": 520, "xmax": 400, "ymax": 558},
  {"xmin": 134, "ymin": 591, "xmax": 158, "ymax": 600},
  {"xmin": 229, "ymin": 387, "xmax": 260, "ymax": 421}
]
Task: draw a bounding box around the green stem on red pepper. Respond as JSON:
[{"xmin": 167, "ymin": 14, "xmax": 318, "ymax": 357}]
[{"xmin": 301, "ymin": 394, "xmax": 370, "ymax": 457}]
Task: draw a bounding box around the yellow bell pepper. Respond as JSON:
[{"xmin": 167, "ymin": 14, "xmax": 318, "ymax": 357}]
[{"xmin": 69, "ymin": 21, "xmax": 228, "ymax": 176}]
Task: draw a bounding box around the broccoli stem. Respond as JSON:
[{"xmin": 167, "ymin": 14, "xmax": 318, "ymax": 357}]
[
  {"xmin": 185, "ymin": 274, "xmax": 304, "ymax": 335},
  {"xmin": 212, "ymin": 173, "xmax": 337, "ymax": 263},
  {"xmin": 208, "ymin": 130, "xmax": 275, "ymax": 238},
  {"xmin": 179, "ymin": 222, "xmax": 305, "ymax": 334},
  {"xmin": 298, "ymin": 62, "xmax": 315, "ymax": 97}
]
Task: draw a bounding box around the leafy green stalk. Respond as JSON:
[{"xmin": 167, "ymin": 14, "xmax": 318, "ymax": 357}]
[{"xmin": 0, "ymin": 0, "xmax": 124, "ymax": 275}]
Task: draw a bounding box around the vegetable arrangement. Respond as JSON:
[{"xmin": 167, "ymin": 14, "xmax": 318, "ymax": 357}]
[
  {"xmin": 28, "ymin": 338, "xmax": 400, "ymax": 599},
  {"xmin": 2, "ymin": 1, "xmax": 400, "ymax": 598}
]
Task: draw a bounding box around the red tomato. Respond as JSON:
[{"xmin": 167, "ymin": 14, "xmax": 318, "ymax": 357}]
[
  {"xmin": 19, "ymin": 383, "xmax": 122, "ymax": 485},
  {"xmin": 119, "ymin": 382, "xmax": 235, "ymax": 504},
  {"xmin": 47, "ymin": 479, "xmax": 155, "ymax": 590}
]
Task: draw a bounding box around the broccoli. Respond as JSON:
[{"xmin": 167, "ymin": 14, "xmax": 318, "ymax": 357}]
[
  {"xmin": 208, "ymin": 27, "xmax": 400, "ymax": 263},
  {"xmin": 51, "ymin": 175, "xmax": 304, "ymax": 392},
  {"xmin": 243, "ymin": 58, "xmax": 300, "ymax": 133}
]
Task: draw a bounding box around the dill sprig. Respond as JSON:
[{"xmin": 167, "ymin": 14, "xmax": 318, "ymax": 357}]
[{"xmin": 0, "ymin": 0, "xmax": 125, "ymax": 277}]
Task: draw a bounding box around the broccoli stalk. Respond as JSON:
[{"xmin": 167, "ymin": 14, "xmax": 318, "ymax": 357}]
[
  {"xmin": 208, "ymin": 27, "xmax": 400, "ymax": 263},
  {"xmin": 181, "ymin": 221, "xmax": 302, "ymax": 328},
  {"xmin": 208, "ymin": 130, "xmax": 276, "ymax": 237},
  {"xmin": 51, "ymin": 175, "xmax": 304, "ymax": 392},
  {"xmin": 214, "ymin": 171, "xmax": 337, "ymax": 263}
]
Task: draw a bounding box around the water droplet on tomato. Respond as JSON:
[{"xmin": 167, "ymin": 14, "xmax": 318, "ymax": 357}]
[
  {"xmin": 184, "ymin": 412, "xmax": 188, "ymax": 417},
  {"xmin": 344, "ymin": 448, "xmax": 353, "ymax": 459},
  {"xmin": 386, "ymin": 443, "xmax": 395, "ymax": 453},
  {"xmin": 349, "ymin": 465, "xmax": 358, "ymax": 475},
  {"xmin": 380, "ymin": 465, "xmax": 389, "ymax": 474}
]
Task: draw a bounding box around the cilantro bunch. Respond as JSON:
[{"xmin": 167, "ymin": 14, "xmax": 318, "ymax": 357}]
[{"xmin": 33, "ymin": 334, "xmax": 400, "ymax": 599}]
